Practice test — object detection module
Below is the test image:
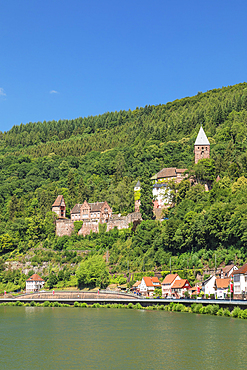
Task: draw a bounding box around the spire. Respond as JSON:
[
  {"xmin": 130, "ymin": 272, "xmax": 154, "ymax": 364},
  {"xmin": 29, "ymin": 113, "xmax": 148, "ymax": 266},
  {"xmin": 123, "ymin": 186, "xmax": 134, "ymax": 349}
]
[
  {"xmin": 194, "ymin": 126, "xmax": 210, "ymax": 146},
  {"xmin": 135, "ymin": 180, "xmax": 141, "ymax": 188}
]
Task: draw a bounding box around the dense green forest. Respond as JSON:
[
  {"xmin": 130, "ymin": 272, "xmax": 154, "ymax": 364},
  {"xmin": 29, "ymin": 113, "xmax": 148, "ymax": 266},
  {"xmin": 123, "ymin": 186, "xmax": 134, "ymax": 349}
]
[{"xmin": 1, "ymin": 82, "xmax": 247, "ymax": 292}]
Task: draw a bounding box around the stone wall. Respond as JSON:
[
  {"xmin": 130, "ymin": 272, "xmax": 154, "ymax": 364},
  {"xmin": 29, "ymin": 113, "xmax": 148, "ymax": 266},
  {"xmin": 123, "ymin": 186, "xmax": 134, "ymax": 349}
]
[
  {"xmin": 56, "ymin": 212, "xmax": 142, "ymax": 237},
  {"xmin": 78, "ymin": 220, "xmax": 99, "ymax": 237},
  {"xmin": 56, "ymin": 219, "xmax": 74, "ymax": 237}
]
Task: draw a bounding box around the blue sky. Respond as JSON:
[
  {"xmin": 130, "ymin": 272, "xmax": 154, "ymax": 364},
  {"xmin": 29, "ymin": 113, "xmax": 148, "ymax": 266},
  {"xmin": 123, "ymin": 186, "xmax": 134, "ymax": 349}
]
[{"xmin": 0, "ymin": 1, "xmax": 246, "ymax": 132}]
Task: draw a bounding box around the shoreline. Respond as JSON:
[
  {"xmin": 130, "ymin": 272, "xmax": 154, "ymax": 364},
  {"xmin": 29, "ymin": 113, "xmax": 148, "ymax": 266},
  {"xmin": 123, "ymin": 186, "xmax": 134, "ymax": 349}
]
[{"xmin": 1, "ymin": 300, "xmax": 247, "ymax": 320}]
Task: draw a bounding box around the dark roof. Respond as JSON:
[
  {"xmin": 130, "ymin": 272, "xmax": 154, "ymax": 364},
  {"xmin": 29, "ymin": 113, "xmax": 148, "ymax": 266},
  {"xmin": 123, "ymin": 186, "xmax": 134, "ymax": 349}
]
[
  {"xmin": 71, "ymin": 204, "xmax": 82, "ymax": 214},
  {"xmin": 222, "ymin": 264, "xmax": 235, "ymax": 274},
  {"xmin": 151, "ymin": 168, "xmax": 187, "ymax": 180},
  {"xmin": 89, "ymin": 202, "xmax": 105, "ymax": 212},
  {"xmin": 52, "ymin": 195, "xmax": 64, "ymax": 207}
]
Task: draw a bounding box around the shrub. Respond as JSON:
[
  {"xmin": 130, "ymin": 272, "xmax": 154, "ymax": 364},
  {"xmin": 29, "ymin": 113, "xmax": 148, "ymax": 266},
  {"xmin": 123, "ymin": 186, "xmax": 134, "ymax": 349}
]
[
  {"xmin": 74, "ymin": 301, "xmax": 79, "ymax": 307},
  {"xmin": 43, "ymin": 301, "xmax": 50, "ymax": 307},
  {"xmin": 135, "ymin": 303, "xmax": 143, "ymax": 310},
  {"xmin": 53, "ymin": 302, "xmax": 59, "ymax": 307},
  {"xmin": 127, "ymin": 303, "xmax": 133, "ymax": 309},
  {"xmin": 211, "ymin": 305, "xmax": 219, "ymax": 315},
  {"xmin": 80, "ymin": 302, "xmax": 88, "ymax": 308},
  {"xmin": 192, "ymin": 304, "xmax": 202, "ymax": 313},
  {"xmin": 15, "ymin": 301, "xmax": 23, "ymax": 306},
  {"xmin": 217, "ymin": 308, "xmax": 224, "ymax": 316},
  {"xmin": 158, "ymin": 305, "xmax": 165, "ymax": 310},
  {"xmin": 240, "ymin": 309, "xmax": 247, "ymax": 319},
  {"xmin": 199, "ymin": 306, "xmax": 206, "ymax": 314},
  {"xmin": 205, "ymin": 305, "xmax": 213, "ymax": 314},
  {"xmin": 223, "ymin": 309, "xmax": 230, "ymax": 317},
  {"xmin": 30, "ymin": 301, "xmax": 36, "ymax": 307},
  {"xmin": 231, "ymin": 306, "xmax": 241, "ymax": 318},
  {"xmin": 210, "ymin": 294, "xmax": 215, "ymax": 299}
]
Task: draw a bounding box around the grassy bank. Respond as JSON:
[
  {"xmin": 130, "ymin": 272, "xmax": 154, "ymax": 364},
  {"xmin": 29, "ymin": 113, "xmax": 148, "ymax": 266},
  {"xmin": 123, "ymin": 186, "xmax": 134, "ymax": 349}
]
[{"xmin": 1, "ymin": 301, "xmax": 247, "ymax": 320}]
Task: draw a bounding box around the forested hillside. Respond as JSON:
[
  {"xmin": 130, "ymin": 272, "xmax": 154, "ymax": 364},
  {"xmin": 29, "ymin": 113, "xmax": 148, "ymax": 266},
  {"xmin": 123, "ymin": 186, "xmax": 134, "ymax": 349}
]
[{"xmin": 1, "ymin": 82, "xmax": 247, "ymax": 292}]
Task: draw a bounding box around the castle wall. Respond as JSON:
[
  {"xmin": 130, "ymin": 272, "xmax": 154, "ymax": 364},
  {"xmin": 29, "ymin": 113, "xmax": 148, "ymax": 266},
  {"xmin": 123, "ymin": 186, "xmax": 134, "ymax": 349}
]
[
  {"xmin": 56, "ymin": 219, "xmax": 74, "ymax": 237},
  {"xmin": 56, "ymin": 213, "xmax": 142, "ymax": 237}
]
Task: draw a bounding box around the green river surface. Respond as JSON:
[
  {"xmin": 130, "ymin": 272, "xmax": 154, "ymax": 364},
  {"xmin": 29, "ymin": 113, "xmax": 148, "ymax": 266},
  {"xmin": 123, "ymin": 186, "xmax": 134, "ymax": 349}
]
[{"xmin": 0, "ymin": 306, "xmax": 246, "ymax": 369}]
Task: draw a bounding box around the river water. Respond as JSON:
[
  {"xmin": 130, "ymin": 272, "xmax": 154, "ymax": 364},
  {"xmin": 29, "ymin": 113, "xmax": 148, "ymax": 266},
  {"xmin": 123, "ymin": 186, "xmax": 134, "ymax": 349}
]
[{"xmin": 0, "ymin": 306, "xmax": 246, "ymax": 369}]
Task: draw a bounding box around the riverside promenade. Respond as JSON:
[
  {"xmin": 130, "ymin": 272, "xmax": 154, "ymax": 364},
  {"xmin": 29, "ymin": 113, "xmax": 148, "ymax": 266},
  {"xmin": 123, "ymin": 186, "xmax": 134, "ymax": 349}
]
[{"xmin": 1, "ymin": 291, "xmax": 247, "ymax": 309}]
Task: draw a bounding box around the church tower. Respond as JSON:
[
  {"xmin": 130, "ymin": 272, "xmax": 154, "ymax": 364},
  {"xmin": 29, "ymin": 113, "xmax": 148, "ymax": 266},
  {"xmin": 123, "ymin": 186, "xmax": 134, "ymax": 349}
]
[{"xmin": 194, "ymin": 126, "xmax": 210, "ymax": 164}]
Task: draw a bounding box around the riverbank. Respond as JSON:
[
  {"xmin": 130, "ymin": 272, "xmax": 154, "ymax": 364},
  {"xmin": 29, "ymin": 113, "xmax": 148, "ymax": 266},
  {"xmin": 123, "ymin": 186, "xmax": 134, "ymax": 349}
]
[{"xmin": 1, "ymin": 300, "xmax": 247, "ymax": 320}]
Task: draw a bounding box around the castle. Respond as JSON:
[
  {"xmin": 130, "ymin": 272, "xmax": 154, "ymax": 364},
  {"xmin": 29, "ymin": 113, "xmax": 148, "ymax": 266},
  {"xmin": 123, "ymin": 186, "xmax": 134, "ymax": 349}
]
[
  {"xmin": 53, "ymin": 197, "xmax": 142, "ymax": 237},
  {"xmin": 53, "ymin": 126, "xmax": 210, "ymax": 236}
]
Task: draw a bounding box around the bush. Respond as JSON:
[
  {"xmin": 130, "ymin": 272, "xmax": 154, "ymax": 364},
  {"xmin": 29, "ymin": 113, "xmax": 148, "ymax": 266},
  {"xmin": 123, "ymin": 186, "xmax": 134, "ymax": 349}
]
[
  {"xmin": 74, "ymin": 301, "xmax": 79, "ymax": 307},
  {"xmin": 223, "ymin": 308, "xmax": 230, "ymax": 317},
  {"xmin": 211, "ymin": 305, "xmax": 219, "ymax": 315},
  {"xmin": 217, "ymin": 308, "xmax": 224, "ymax": 316},
  {"xmin": 192, "ymin": 304, "xmax": 202, "ymax": 313},
  {"xmin": 231, "ymin": 306, "xmax": 241, "ymax": 318},
  {"xmin": 127, "ymin": 303, "xmax": 133, "ymax": 309},
  {"xmin": 240, "ymin": 309, "xmax": 247, "ymax": 319},
  {"xmin": 43, "ymin": 301, "xmax": 50, "ymax": 307},
  {"xmin": 53, "ymin": 302, "xmax": 59, "ymax": 307},
  {"xmin": 199, "ymin": 306, "xmax": 206, "ymax": 314},
  {"xmin": 205, "ymin": 305, "xmax": 213, "ymax": 314},
  {"xmin": 30, "ymin": 301, "xmax": 36, "ymax": 307},
  {"xmin": 80, "ymin": 302, "xmax": 88, "ymax": 308}
]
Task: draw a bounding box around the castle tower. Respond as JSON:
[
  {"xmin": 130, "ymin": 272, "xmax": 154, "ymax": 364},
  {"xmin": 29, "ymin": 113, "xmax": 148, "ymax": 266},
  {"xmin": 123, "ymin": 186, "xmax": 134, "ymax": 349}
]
[
  {"xmin": 194, "ymin": 126, "xmax": 210, "ymax": 164},
  {"xmin": 52, "ymin": 195, "xmax": 66, "ymax": 218}
]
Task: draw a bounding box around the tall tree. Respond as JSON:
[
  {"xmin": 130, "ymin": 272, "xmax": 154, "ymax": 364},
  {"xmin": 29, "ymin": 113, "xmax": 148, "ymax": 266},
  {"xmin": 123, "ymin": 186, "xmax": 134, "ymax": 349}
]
[{"xmin": 140, "ymin": 177, "xmax": 154, "ymax": 220}]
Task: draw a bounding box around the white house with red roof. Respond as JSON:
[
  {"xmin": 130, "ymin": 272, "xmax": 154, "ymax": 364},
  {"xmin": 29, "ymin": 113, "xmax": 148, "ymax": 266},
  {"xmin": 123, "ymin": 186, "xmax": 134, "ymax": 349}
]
[
  {"xmin": 161, "ymin": 273, "xmax": 181, "ymax": 298},
  {"xmin": 215, "ymin": 278, "xmax": 231, "ymax": 299},
  {"xmin": 139, "ymin": 276, "xmax": 161, "ymax": 297},
  {"xmin": 232, "ymin": 262, "xmax": 247, "ymax": 299},
  {"xmin": 26, "ymin": 274, "xmax": 45, "ymax": 293},
  {"xmin": 171, "ymin": 279, "xmax": 191, "ymax": 298}
]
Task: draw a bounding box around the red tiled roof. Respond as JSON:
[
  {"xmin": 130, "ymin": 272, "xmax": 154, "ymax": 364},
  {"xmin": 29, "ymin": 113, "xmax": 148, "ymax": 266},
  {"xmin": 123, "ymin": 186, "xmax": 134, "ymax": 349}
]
[
  {"xmin": 143, "ymin": 277, "xmax": 154, "ymax": 287},
  {"xmin": 162, "ymin": 274, "xmax": 179, "ymax": 285},
  {"xmin": 232, "ymin": 262, "xmax": 247, "ymax": 275},
  {"xmin": 26, "ymin": 274, "xmax": 44, "ymax": 282},
  {"xmin": 172, "ymin": 279, "xmax": 191, "ymax": 289},
  {"xmin": 151, "ymin": 277, "xmax": 160, "ymax": 283},
  {"xmin": 52, "ymin": 195, "xmax": 64, "ymax": 207},
  {"xmin": 215, "ymin": 278, "xmax": 231, "ymax": 289}
]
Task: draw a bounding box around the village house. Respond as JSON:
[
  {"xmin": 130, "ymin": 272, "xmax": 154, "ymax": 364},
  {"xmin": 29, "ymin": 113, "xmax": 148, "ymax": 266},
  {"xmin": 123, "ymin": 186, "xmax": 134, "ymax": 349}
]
[
  {"xmin": 215, "ymin": 278, "xmax": 231, "ymax": 299},
  {"xmin": 171, "ymin": 279, "xmax": 191, "ymax": 298},
  {"xmin": 26, "ymin": 274, "xmax": 45, "ymax": 293},
  {"xmin": 131, "ymin": 281, "xmax": 141, "ymax": 293},
  {"xmin": 161, "ymin": 273, "xmax": 181, "ymax": 298},
  {"xmin": 52, "ymin": 195, "xmax": 66, "ymax": 218},
  {"xmin": 217, "ymin": 264, "xmax": 238, "ymax": 279},
  {"xmin": 232, "ymin": 262, "xmax": 247, "ymax": 299},
  {"xmin": 139, "ymin": 277, "xmax": 161, "ymax": 297},
  {"xmin": 202, "ymin": 275, "xmax": 216, "ymax": 297},
  {"xmin": 188, "ymin": 286, "xmax": 201, "ymax": 297}
]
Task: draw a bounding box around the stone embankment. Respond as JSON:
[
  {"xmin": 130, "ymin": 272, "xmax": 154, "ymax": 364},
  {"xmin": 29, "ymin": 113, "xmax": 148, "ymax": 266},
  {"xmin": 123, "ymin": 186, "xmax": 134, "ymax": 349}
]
[{"xmin": 16, "ymin": 290, "xmax": 139, "ymax": 301}]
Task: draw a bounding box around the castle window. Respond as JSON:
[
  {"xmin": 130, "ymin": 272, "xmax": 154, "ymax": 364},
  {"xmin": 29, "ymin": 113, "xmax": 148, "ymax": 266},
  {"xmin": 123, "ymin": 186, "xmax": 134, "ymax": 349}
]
[
  {"xmin": 198, "ymin": 147, "xmax": 199, "ymax": 149},
  {"xmin": 202, "ymin": 147, "xmax": 204, "ymax": 150}
]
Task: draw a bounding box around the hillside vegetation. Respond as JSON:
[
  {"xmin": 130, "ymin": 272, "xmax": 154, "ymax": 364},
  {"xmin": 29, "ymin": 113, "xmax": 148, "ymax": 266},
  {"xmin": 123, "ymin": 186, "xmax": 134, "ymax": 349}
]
[{"xmin": 1, "ymin": 82, "xmax": 247, "ymax": 291}]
